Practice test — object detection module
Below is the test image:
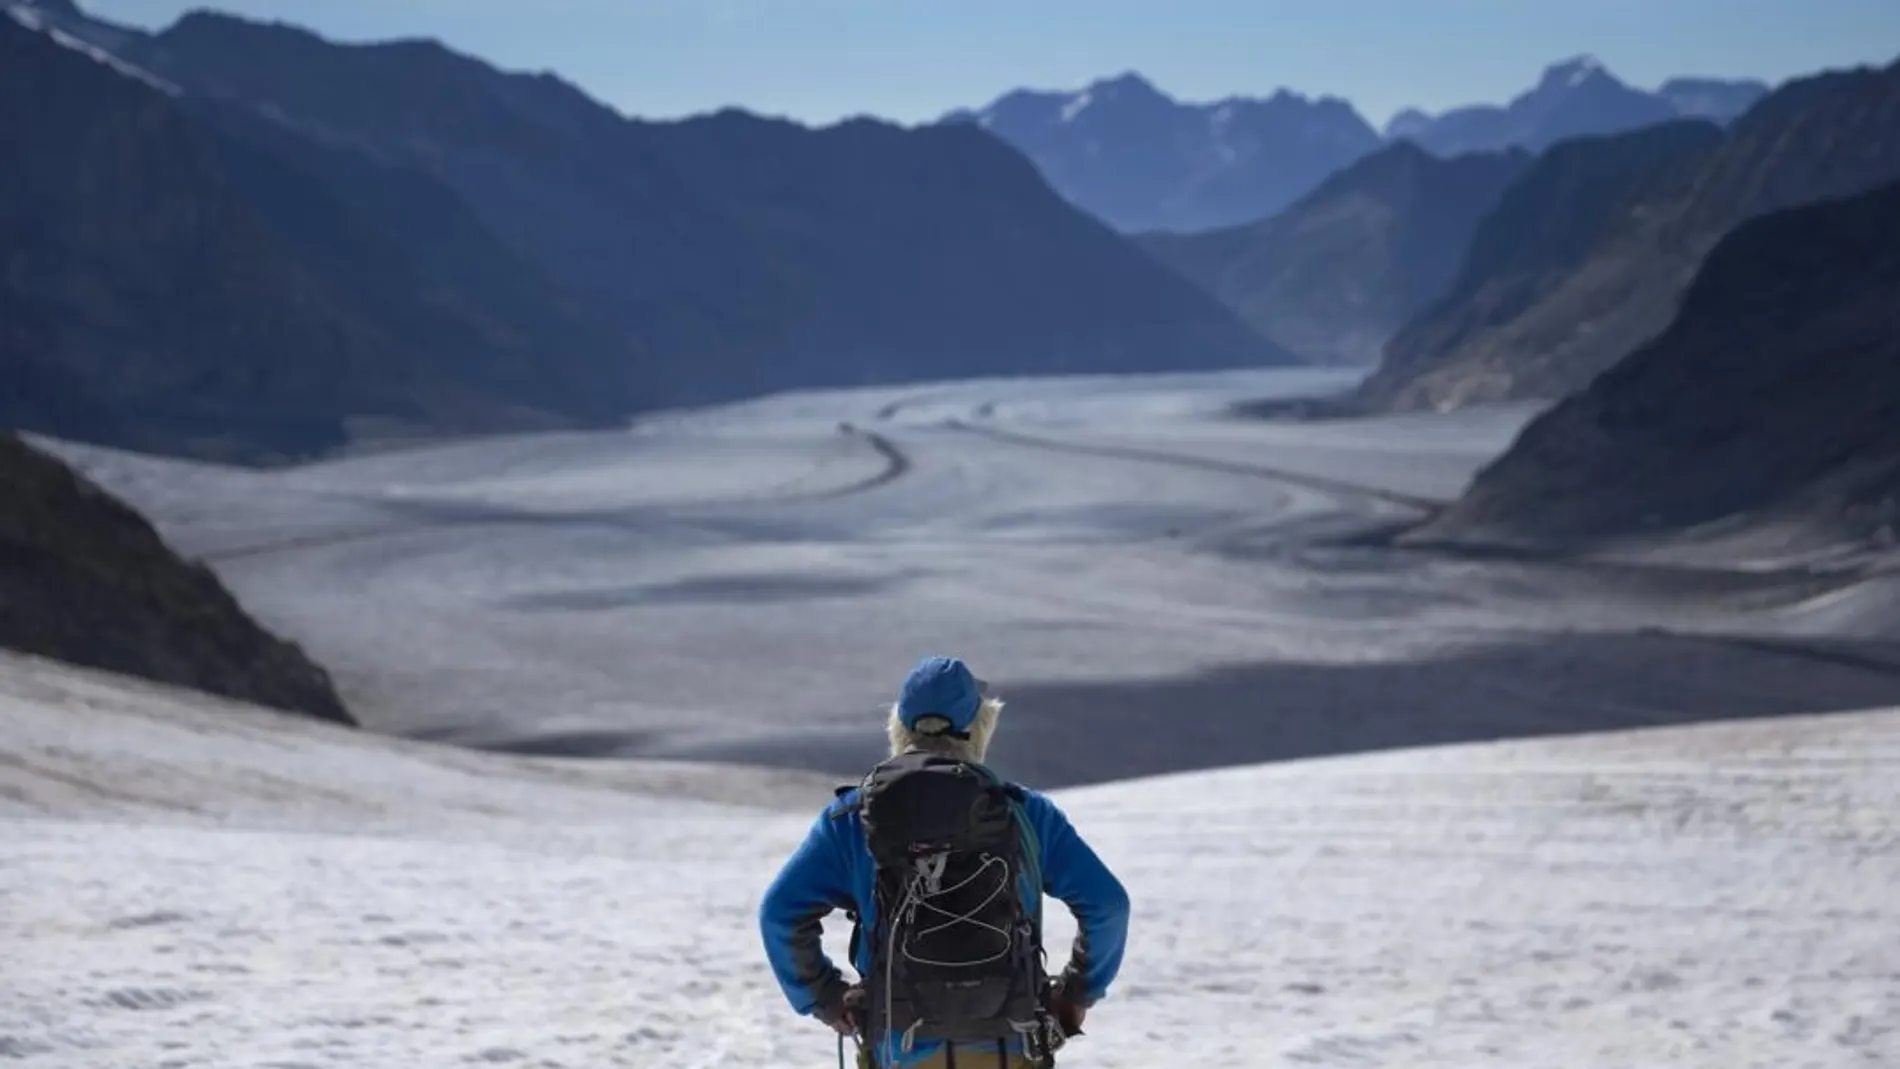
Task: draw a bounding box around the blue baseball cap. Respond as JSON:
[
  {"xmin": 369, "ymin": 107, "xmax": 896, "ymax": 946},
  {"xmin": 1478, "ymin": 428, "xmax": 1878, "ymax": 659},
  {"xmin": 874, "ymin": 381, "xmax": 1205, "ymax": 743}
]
[{"xmin": 896, "ymin": 656, "xmax": 985, "ymax": 735}]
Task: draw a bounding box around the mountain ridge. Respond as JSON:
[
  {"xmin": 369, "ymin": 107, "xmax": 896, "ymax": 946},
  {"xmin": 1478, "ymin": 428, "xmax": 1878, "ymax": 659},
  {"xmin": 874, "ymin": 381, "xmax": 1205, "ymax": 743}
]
[
  {"xmin": 1136, "ymin": 141, "xmax": 1535, "ymax": 364},
  {"xmin": 126, "ymin": 8, "xmax": 1298, "ymax": 402},
  {"xmin": 953, "ymin": 56, "xmax": 1767, "ymax": 233},
  {"xmin": 1357, "ymin": 118, "xmax": 1727, "ymax": 410},
  {"xmin": 1382, "ymin": 56, "xmax": 1763, "ymax": 156},
  {"xmin": 0, "ymin": 8, "xmax": 601, "ymax": 463},
  {"xmin": 2, "ymin": 0, "xmax": 1298, "ymax": 463},
  {"xmin": 947, "ymin": 69, "xmax": 1385, "ymax": 233},
  {"xmin": 1359, "ymin": 53, "xmax": 1900, "ymax": 412}
]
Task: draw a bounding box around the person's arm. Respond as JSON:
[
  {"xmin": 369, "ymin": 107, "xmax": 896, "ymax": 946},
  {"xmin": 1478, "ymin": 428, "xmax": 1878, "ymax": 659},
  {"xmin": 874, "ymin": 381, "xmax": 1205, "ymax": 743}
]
[
  {"xmin": 758, "ymin": 804, "xmax": 857, "ymax": 1017},
  {"xmin": 1023, "ymin": 792, "xmax": 1130, "ymax": 1006}
]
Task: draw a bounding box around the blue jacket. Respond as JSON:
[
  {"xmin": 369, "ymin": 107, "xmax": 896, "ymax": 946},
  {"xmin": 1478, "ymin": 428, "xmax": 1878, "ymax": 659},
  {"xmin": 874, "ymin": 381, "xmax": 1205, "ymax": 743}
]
[{"xmin": 759, "ymin": 779, "xmax": 1130, "ymax": 1067}]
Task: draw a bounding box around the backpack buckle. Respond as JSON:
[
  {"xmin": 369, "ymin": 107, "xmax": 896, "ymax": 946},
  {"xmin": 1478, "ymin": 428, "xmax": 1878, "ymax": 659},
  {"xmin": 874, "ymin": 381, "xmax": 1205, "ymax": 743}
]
[{"xmin": 915, "ymin": 853, "xmax": 948, "ymax": 894}]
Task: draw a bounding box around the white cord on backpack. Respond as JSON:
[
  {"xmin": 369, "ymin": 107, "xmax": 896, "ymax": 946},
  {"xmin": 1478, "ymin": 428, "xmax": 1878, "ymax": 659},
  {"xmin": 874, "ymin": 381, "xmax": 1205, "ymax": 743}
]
[
  {"xmin": 902, "ymin": 854, "xmax": 1013, "ymax": 967},
  {"xmin": 883, "ymin": 876, "xmax": 917, "ymax": 1065},
  {"xmin": 880, "ymin": 852, "xmax": 1020, "ymax": 1063}
]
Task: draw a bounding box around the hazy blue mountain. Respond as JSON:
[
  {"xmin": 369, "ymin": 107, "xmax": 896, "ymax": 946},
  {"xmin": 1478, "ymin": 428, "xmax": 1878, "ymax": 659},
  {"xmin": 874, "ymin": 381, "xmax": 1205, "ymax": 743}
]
[
  {"xmin": 946, "ymin": 72, "xmax": 1385, "ymax": 233},
  {"xmin": 1137, "ymin": 143, "xmax": 1534, "ymax": 364},
  {"xmin": 952, "ymin": 58, "xmax": 1767, "ymax": 234},
  {"xmin": 1362, "ymin": 55, "xmax": 1900, "ymax": 412},
  {"xmin": 1382, "ymin": 56, "xmax": 1701, "ymax": 156},
  {"xmin": 1658, "ymin": 76, "xmax": 1772, "ymax": 121}
]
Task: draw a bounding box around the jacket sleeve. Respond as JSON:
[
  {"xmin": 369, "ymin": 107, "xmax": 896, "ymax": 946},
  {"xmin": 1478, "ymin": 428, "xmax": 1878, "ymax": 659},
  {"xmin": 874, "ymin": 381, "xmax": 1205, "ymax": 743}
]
[
  {"xmin": 758, "ymin": 804, "xmax": 856, "ymax": 1015},
  {"xmin": 1024, "ymin": 792, "xmax": 1130, "ymax": 1006}
]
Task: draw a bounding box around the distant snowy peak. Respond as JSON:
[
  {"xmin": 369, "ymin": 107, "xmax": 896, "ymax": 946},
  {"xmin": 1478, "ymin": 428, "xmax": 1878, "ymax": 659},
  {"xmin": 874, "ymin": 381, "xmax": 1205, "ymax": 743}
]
[
  {"xmin": 1091, "ymin": 70, "xmax": 1169, "ymax": 105},
  {"xmin": 1049, "ymin": 73, "xmax": 1168, "ymax": 124},
  {"xmin": 1516, "ymin": 55, "xmax": 1652, "ymax": 114},
  {"xmin": 956, "ymin": 71, "xmax": 1185, "ymax": 132},
  {"xmin": 945, "ymin": 71, "xmax": 1384, "ymax": 230},
  {"xmin": 1390, "ymin": 56, "xmax": 1767, "ymax": 156},
  {"xmin": 948, "ymin": 56, "xmax": 1776, "ymax": 231},
  {"xmin": 956, "ymin": 71, "xmax": 1362, "ymax": 133},
  {"xmin": 1543, "ymin": 54, "xmax": 1608, "ymax": 89}
]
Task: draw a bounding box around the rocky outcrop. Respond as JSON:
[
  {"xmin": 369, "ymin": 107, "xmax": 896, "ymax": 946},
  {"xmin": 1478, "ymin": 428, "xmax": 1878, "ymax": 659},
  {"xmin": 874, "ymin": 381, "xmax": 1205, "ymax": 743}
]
[{"xmin": 0, "ymin": 432, "xmax": 352, "ymax": 723}]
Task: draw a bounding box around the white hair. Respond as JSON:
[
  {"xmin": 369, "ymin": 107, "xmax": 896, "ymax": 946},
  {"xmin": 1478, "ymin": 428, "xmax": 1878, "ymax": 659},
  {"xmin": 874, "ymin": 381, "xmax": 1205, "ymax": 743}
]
[{"xmin": 887, "ymin": 696, "xmax": 1004, "ymax": 764}]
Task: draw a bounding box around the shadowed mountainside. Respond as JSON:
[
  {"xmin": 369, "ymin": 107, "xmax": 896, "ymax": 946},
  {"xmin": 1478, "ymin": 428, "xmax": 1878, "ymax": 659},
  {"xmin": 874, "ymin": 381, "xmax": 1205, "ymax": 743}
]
[
  {"xmin": 4, "ymin": 2, "xmax": 1296, "ymax": 463},
  {"xmin": 1416, "ymin": 178, "xmax": 1900, "ymax": 553},
  {"xmin": 0, "ymin": 10, "xmax": 613, "ymax": 463},
  {"xmin": 0, "ymin": 432, "xmax": 351, "ymax": 724},
  {"xmin": 1356, "ymin": 119, "xmax": 1725, "ymax": 410},
  {"xmin": 120, "ymin": 12, "xmax": 1298, "ymax": 405},
  {"xmin": 1137, "ymin": 142, "xmax": 1534, "ymax": 365},
  {"xmin": 1360, "ymin": 56, "xmax": 1900, "ymax": 413}
]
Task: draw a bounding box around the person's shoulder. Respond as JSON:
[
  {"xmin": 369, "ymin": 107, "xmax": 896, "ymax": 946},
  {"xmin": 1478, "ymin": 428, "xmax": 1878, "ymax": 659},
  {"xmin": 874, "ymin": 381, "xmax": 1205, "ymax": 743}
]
[
  {"xmin": 1008, "ymin": 781, "xmax": 1050, "ymax": 804},
  {"xmin": 821, "ymin": 783, "xmax": 864, "ymax": 823},
  {"xmin": 1006, "ymin": 782, "xmax": 1070, "ymax": 823}
]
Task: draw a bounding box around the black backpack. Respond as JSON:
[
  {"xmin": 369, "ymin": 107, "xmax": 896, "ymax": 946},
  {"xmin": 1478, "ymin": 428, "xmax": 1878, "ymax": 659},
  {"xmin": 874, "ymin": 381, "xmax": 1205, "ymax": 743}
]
[{"xmin": 841, "ymin": 751, "xmax": 1052, "ymax": 1059}]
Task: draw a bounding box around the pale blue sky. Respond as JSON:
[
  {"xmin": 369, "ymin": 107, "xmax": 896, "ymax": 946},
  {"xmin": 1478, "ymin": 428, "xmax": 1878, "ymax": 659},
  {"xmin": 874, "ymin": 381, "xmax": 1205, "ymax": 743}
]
[{"xmin": 82, "ymin": 0, "xmax": 1900, "ymax": 127}]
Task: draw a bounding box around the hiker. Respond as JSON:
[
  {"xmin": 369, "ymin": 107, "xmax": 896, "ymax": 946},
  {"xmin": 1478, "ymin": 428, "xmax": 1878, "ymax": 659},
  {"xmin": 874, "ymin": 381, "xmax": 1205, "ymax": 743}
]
[{"xmin": 759, "ymin": 656, "xmax": 1131, "ymax": 1068}]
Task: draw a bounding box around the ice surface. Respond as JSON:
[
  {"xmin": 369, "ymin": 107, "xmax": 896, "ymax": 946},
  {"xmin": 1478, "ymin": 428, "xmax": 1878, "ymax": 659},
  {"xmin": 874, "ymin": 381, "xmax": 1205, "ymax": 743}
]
[
  {"xmin": 3, "ymin": 653, "xmax": 1898, "ymax": 1067},
  {"xmin": 33, "ymin": 369, "xmax": 1900, "ymax": 783}
]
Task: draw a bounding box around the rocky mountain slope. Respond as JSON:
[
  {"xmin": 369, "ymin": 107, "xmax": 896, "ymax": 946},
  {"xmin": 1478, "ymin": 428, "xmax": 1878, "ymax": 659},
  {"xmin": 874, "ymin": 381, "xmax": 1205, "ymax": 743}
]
[
  {"xmin": 1357, "ymin": 119, "xmax": 1725, "ymax": 409},
  {"xmin": 0, "ymin": 432, "xmax": 351, "ymax": 723},
  {"xmin": 1414, "ymin": 178, "xmax": 1900, "ymax": 552},
  {"xmin": 1136, "ymin": 142, "xmax": 1533, "ymax": 364},
  {"xmin": 1, "ymin": 5, "xmax": 639, "ymax": 462},
  {"xmin": 1361, "ymin": 55, "xmax": 1900, "ymax": 412}
]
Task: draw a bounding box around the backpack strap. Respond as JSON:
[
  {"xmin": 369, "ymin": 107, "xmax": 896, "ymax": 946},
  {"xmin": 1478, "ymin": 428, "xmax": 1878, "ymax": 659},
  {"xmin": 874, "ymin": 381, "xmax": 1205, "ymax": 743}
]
[
  {"xmin": 966, "ymin": 763, "xmax": 1044, "ymax": 923},
  {"xmin": 845, "ymin": 905, "xmax": 862, "ymax": 970}
]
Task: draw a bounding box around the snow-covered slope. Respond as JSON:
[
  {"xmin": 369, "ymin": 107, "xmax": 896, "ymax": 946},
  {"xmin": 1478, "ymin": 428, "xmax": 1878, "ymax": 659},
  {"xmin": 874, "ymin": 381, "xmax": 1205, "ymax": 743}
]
[{"xmin": 4, "ymin": 652, "xmax": 1897, "ymax": 1067}]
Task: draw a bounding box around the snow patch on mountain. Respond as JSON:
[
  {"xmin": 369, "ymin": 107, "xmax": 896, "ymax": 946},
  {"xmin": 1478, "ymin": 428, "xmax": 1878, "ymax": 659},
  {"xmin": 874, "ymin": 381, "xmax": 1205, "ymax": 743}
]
[{"xmin": 6, "ymin": 1, "xmax": 176, "ymax": 94}]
